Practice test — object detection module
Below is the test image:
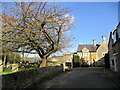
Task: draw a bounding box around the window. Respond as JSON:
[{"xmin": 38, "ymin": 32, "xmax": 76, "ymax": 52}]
[
  {"xmin": 102, "ymin": 52, "xmax": 106, "ymax": 57},
  {"xmin": 114, "ymin": 56, "xmax": 118, "ymax": 72},
  {"xmin": 82, "ymin": 52, "xmax": 88, "ymax": 56},
  {"xmin": 113, "ymin": 31, "xmax": 117, "ymax": 43},
  {"xmin": 112, "ymin": 59, "xmax": 114, "ymax": 65},
  {"xmin": 109, "ymin": 40, "xmax": 112, "ymax": 49},
  {"xmin": 118, "ymin": 26, "xmax": 120, "ymax": 38},
  {"xmin": 66, "ymin": 62, "xmax": 71, "ymax": 66}
]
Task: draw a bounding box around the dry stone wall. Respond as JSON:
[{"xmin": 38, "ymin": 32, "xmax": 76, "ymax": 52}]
[{"xmin": 1, "ymin": 66, "xmax": 63, "ymax": 89}]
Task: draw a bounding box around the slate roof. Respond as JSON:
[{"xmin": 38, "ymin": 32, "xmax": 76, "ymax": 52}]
[{"xmin": 77, "ymin": 44, "xmax": 98, "ymax": 52}]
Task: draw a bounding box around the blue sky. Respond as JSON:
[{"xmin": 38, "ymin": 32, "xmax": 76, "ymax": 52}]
[
  {"xmin": 61, "ymin": 2, "xmax": 118, "ymax": 53},
  {"xmin": 2, "ymin": 2, "xmax": 118, "ymax": 57}
]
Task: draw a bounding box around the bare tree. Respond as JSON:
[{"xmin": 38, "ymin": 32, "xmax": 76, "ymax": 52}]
[{"xmin": 1, "ymin": 2, "xmax": 74, "ymax": 67}]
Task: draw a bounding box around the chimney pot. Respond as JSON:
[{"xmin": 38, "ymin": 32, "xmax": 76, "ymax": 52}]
[
  {"xmin": 93, "ymin": 39, "xmax": 96, "ymax": 46},
  {"xmin": 102, "ymin": 36, "xmax": 106, "ymax": 42}
]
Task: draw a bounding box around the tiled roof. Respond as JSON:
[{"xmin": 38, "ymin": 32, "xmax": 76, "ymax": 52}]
[{"xmin": 77, "ymin": 44, "xmax": 97, "ymax": 52}]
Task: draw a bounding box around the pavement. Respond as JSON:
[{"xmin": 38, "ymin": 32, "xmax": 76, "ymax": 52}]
[
  {"xmin": 28, "ymin": 67, "xmax": 117, "ymax": 89},
  {"xmin": 104, "ymin": 68, "xmax": 120, "ymax": 89}
]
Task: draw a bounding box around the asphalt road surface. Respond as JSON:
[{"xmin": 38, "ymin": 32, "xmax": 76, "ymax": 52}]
[{"xmin": 32, "ymin": 67, "xmax": 116, "ymax": 89}]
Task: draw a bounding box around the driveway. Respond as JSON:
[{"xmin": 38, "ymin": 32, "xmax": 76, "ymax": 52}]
[{"xmin": 30, "ymin": 67, "xmax": 116, "ymax": 89}]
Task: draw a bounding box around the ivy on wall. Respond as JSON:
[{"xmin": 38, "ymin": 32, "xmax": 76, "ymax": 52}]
[{"xmin": 73, "ymin": 55, "xmax": 79, "ymax": 63}]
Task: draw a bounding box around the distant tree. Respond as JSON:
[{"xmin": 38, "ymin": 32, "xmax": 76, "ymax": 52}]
[
  {"xmin": 1, "ymin": 2, "xmax": 74, "ymax": 67},
  {"xmin": 73, "ymin": 55, "xmax": 79, "ymax": 63},
  {"xmin": 73, "ymin": 54, "xmax": 80, "ymax": 67},
  {"xmin": 1, "ymin": 51, "xmax": 21, "ymax": 67},
  {"xmin": 8, "ymin": 52, "xmax": 21, "ymax": 63},
  {"xmin": 2, "ymin": 42, "xmax": 14, "ymax": 67}
]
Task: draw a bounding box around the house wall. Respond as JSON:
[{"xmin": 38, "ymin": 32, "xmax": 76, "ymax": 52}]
[
  {"xmin": 112, "ymin": 39, "xmax": 120, "ymax": 72},
  {"xmin": 118, "ymin": 40, "xmax": 120, "ymax": 72},
  {"xmin": 89, "ymin": 52, "xmax": 97, "ymax": 65},
  {"xmin": 81, "ymin": 48, "xmax": 90, "ymax": 65},
  {"xmin": 77, "ymin": 51, "xmax": 96, "ymax": 66},
  {"xmin": 108, "ymin": 24, "xmax": 120, "ymax": 72},
  {"xmin": 96, "ymin": 41, "xmax": 108, "ymax": 61},
  {"xmin": 108, "ymin": 38, "xmax": 114, "ymax": 71},
  {"xmin": 96, "ymin": 41, "xmax": 108, "ymax": 67}
]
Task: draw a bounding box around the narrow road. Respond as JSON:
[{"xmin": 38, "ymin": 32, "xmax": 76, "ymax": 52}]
[{"xmin": 32, "ymin": 67, "xmax": 116, "ymax": 89}]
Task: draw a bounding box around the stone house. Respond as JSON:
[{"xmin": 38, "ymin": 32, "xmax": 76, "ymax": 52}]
[
  {"xmin": 77, "ymin": 44, "xmax": 97, "ymax": 66},
  {"xmin": 108, "ymin": 23, "xmax": 120, "ymax": 72},
  {"xmin": 77, "ymin": 36, "xmax": 108, "ymax": 67},
  {"xmin": 24, "ymin": 57, "xmax": 41, "ymax": 63},
  {"xmin": 108, "ymin": 1, "xmax": 120, "ymax": 72},
  {"xmin": 47, "ymin": 52, "xmax": 73, "ymax": 71},
  {"xmin": 96, "ymin": 36, "xmax": 108, "ymax": 66},
  {"xmin": 47, "ymin": 56, "xmax": 65, "ymax": 66}
]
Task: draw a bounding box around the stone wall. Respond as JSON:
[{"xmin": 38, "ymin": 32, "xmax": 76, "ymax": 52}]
[
  {"xmin": 112, "ymin": 39, "xmax": 120, "ymax": 72},
  {"xmin": 1, "ymin": 66, "xmax": 63, "ymax": 89}
]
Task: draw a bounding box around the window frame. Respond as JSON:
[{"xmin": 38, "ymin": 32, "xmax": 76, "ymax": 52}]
[
  {"xmin": 118, "ymin": 25, "xmax": 120, "ymax": 38},
  {"xmin": 113, "ymin": 30, "xmax": 117, "ymax": 43},
  {"xmin": 82, "ymin": 52, "xmax": 88, "ymax": 57}
]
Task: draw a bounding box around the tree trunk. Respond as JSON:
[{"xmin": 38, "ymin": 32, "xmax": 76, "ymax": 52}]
[
  {"xmin": 3, "ymin": 53, "xmax": 7, "ymax": 68},
  {"xmin": 39, "ymin": 58, "xmax": 46, "ymax": 68},
  {"xmin": 14, "ymin": 53, "xmax": 16, "ymax": 63},
  {"xmin": 22, "ymin": 51, "xmax": 24, "ymax": 61}
]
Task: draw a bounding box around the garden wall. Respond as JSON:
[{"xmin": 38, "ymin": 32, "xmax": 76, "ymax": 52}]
[{"xmin": 1, "ymin": 66, "xmax": 63, "ymax": 89}]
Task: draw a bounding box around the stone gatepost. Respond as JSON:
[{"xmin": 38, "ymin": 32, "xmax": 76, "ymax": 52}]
[
  {"xmin": 0, "ymin": 60, "xmax": 3, "ymax": 72},
  {"xmin": 11, "ymin": 64, "xmax": 19, "ymax": 73}
]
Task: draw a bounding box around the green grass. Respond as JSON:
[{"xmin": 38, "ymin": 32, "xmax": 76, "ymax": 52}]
[
  {"xmin": 18, "ymin": 67, "xmax": 27, "ymax": 71},
  {"xmin": 0, "ymin": 66, "xmax": 37, "ymax": 75},
  {"xmin": 0, "ymin": 71, "xmax": 13, "ymax": 75},
  {"xmin": 0, "ymin": 68, "xmax": 13, "ymax": 75},
  {"xmin": 4, "ymin": 68, "xmax": 12, "ymax": 72}
]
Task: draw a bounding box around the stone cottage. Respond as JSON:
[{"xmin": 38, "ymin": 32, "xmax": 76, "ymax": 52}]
[
  {"xmin": 77, "ymin": 36, "xmax": 108, "ymax": 67},
  {"xmin": 47, "ymin": 52, "xmax": 73, "ymax": 71},
  {"xmin": 108, "ymin": 23, "xmax": 120, "ymax": 72},
  {"xmin": 108, "ymin": 1, "xmax": 120, "ymax": 72}
]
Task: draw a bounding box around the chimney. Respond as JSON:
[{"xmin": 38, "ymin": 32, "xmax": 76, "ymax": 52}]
[
  {"xmin": 93, "ymin": 39, "xmax": 96, "ymax": 46},
  {"xmin": 102, "ymin": 36, "xmax": 106, "ymax": 42}
]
